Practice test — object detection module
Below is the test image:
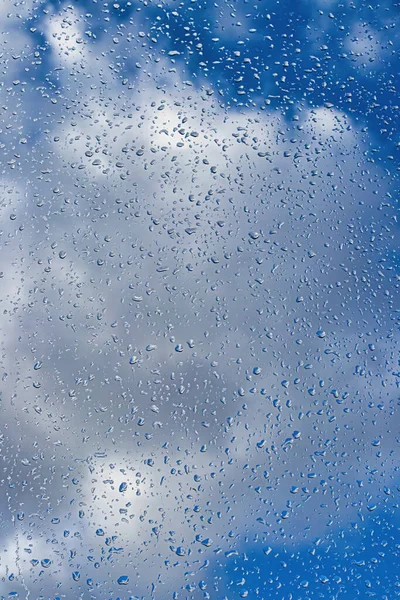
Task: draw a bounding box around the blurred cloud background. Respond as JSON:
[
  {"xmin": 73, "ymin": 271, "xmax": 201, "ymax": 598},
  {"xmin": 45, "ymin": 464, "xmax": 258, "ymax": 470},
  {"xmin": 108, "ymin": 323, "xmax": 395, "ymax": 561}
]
[{"xmin": 0, "ymin": 0, "xmax": 398, "ymax": 598}]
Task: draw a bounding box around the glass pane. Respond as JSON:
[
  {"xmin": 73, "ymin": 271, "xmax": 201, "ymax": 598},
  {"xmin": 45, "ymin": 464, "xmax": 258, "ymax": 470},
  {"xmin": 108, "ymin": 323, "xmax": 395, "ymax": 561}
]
[{"xmin": 0, "ymin": 1, "xmax": 398, "ymax": 599}]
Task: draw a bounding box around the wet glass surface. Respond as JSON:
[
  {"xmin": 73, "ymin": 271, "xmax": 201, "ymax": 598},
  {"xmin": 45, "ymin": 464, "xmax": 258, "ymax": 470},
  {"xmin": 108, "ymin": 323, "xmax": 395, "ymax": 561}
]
[{"xmin": 0, "ymin": 1, "xmax": 398, "ymax": 598}]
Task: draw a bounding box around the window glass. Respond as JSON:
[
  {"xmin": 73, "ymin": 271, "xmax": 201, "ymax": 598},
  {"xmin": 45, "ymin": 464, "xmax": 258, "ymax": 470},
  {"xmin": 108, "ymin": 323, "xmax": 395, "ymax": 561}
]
[{"xmin": 0, "ymin": 1, "xmax": 398, "ymax": 599}]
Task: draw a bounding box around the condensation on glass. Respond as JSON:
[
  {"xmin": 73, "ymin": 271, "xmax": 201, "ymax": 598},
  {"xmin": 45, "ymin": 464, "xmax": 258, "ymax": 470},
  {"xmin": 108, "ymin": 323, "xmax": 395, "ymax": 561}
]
[{"xmin": 0, "ymin": 1, "xmax": 398, "ymax": 599}]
